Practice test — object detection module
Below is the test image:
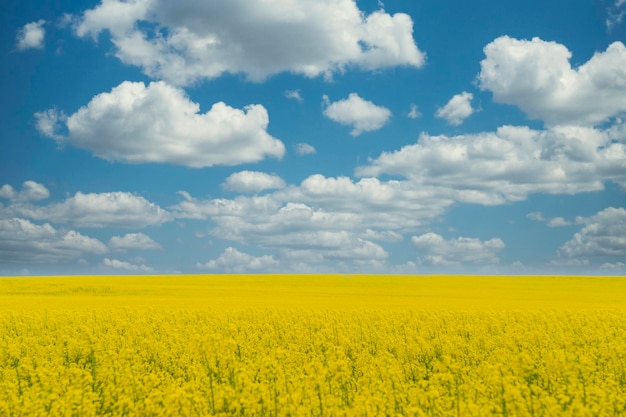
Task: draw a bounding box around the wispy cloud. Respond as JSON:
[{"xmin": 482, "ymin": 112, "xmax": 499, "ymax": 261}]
[
  {"xmin": 285, "ymin": 89, "xmax": 303, "ymax": 102},
  {"xmin": 407, "ymin": 104, "xmax": 421, "ymax": 119},
  {"xmin": 294, "ymin": 143, "xmax": 316, "ymax": 156},
  {"xmin": 607, "ymin": 0, "xmax": 626, "ymax": 30}
]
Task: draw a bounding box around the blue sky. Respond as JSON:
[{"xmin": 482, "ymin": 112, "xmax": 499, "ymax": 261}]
[{"xmin": 1, "ymin": 0, "xmax": 626, "ymax": 275}]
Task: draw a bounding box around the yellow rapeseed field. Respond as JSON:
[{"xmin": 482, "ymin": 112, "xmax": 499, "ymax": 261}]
[{"xmin": 1, "ymin": 274, "xmax": 626, "ymax": 416}]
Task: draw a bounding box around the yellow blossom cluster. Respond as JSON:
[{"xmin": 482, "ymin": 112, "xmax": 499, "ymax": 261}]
[
  {"xmin": 0, "ymin": 275, "xmax": 625, "ymax": 416},
  {"xmin": 2, "ymin": 309, "xmax": 626, "ymax": 416}
]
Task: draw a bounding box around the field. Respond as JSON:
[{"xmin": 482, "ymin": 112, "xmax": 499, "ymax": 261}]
[{"xmin": 1, "ymin": 275, "xmax": 626, "ymax": 416}]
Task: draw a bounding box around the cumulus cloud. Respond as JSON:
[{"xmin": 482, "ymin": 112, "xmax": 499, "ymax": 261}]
[
  {"xmin": 5, "ymin": 191, "xmax": 171, "ymax": 228},
  {"xmin": 357, "ymin": 124, "xmax": 626, "ymax": 204},
  {"xmin": 0, "ymin": 181, "xmax": 49, "ymax": 203},
  {"xmin": 197, "ymin": 247, "xmax": 278, "ymax": 273},
  {"xmin": 222, "ymin": 171, "xmax": 286, "ymax": 193},
  {"xmin": 435, "ymin": 92, "xmax": 475, "ymax": 126},
  {"xmin": 323, "ymin": 93, "xmax": 391, "ymax": 136},
  {"xmin": 102, "ymin": 258, "xmax": 152, "ymax": 272},
  {"xmin": 165, "ymin": 113, "xmax": 626, "ymax": 270},
  {"xmin": 411, "ymin": 232, "xmax": 504, "ymax": 266},
  {"xmin": 294, "ymin": 143, "xmax": 316, "ymax": 156},
  {"xmin": 72, "ymin": 0, "xmax": 425, "ymax": 85},
  {"xmin": 278, "ymin": 231, "xmax": 388, "ymax": 265},
  {"xmin": 295, "ymin": 175, "xmax": 450, "ymax": 222},
  {"xmin": 479, "ymin": 36, "xmax": 626, "ymax": 126},
  {"xmin": 0, "ymin": 218, "xmax": 107, "ymax": 263},
  {"xmin": 172, "ymin": 173, "xmax": 455, "ymax": 268},
  {"xmin": 108, "ymin": 233, "xmax": 161, "ymax": 251},
  {"xmin": 173, "ymin": 119, "xmax": 626, "ymax": 270},
  {"xmin": 174, "ymin": 174, "xmax": 451, "ymax": 230},
  {"xmin": 558, "ymin": 207, "xmax": 626, "ymax": 260},
  {"xmin": 36, "ymin": 81, "xmax": 285, "ymax": 167},
  {"xmin": 16, "ymin": 20, "xmax": 46, "ymax": 50}
]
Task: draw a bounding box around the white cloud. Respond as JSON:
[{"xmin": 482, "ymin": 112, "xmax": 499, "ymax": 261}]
[
  {"xmin": 323, "ymin": 93, "xmax": 392, "ymax": 136},
  {"xmin": 526, "ymin": 212, "xmax": 545, "ymax": 222},
  {"xmin": 0, "ymin": 181, "xmax": 49, "ymax": 203},
  {"xmin": 72, "ymin": 0, "xmax": 425, "ymax": 85},
  {"xmin": 171, "ymin": 118, "xmax": 626, "ymax": 270},
  {"xmin": 0, "ymin": 218, "xmax": 107, "ymax": 263},
  {"xmin": 550, "ymin": 258, "xmax": 590, "ymax": 267},
  {"xmin": 407, "ymin": 104, "xmax": 421, "ymax": 119},
  {"xmin": 108, "ymin": 233, "xmax": 161, "ymax": 251},
  {"xmin": 172, "ymin": 172, "xmax": 457, "ymax": 269},
  {"xmin": 601, "ymin": 261, "xmax": 625, "ymax": 269},
  {"xmin": 222, "ymin": 171, "xmax": 286, "ymax": 193},
  {"xmin": 74, "ymin": 0, "xmax": 149, "ymax": 39},
  {"xmin": 359, "ymin": 229, "xmax": 403, "ymax": 242},
  {"xmin": 607, "ymin": 0, "xmax": 626, "ymax": 30},
  {"xmin": 6, "ymin": 191, "xmax": 171, "ymax": 228},
  {"xmin": 278, "ymin": 232, "xmax": 388, "ymax": 264},
  {"xmin": 435, "ymin": 92, "xmax": 474, "ymax": 126},
  {"xmin": 558, "ymin": 207, "xmax": 626, "ymax": 259},
  {"xmin": 169, "ymin": 115, "xmax": 626, "ymax": 270},
  {"xmin": 34, "ymin": 109, "xmax": 66, "ymax": 139},
  {"xmin": 285, "ymin": 90, "xmax": 303, "ymax": 102},
  {"xmin": 527, "ymin": 211, "xmax": 572, "ymax": 227},
  {"xmin": 294, "ymin": 175, "xmax": 449, "ymax": 223},
  {"xmin": 294, "ymin": 143, "xmax": 316, "ymax": 156},
  {"xmin": 102, "ymin": 258, "xmax": 152, "ymax": 272},
  {"xmin": 546, "ymin": 217, "xmax": 571, "ymax": 227},
  {"xmin": 479, "ymin": 36, "xmax": 626, "ymax": 126},
  {"xmin": 37, "ymin": 81, "xmax": 285, "ymax": 167},
  {"xmin": 357, "ymin": 124, "xmax": 626, "ymax": 204},
  {"xmin": 197, "ymin": 247, "xmax": 278, "ymax": 273},
  {"xmin": 175, "ymin": 175, "xmax": 454, "ymax": 232},
  {"xmin": 16, "ymin": 20, "xmax": 46, "ymax": 50},
  {"xmin": 411, "ymin": 232, "xmax": 504, "ymax": 266}
]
